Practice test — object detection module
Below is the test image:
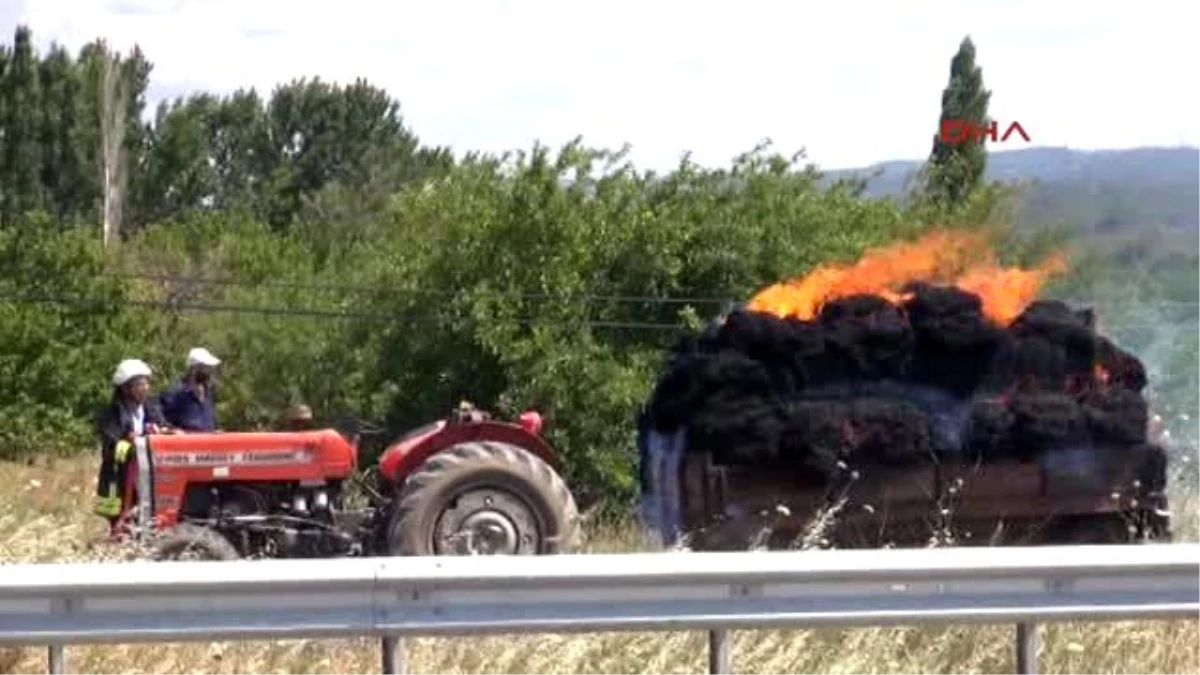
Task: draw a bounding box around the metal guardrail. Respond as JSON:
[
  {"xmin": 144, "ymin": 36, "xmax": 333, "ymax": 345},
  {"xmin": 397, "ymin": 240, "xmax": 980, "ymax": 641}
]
[{"xmin": 1, "ymin": 543, "xmax": 1197, "ymax": 674}]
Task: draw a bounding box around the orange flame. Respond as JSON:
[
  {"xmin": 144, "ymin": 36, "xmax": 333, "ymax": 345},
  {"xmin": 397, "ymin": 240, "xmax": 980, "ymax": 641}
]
[{"xmin": 745, "ymin": 228, "xmax": 1068, "ymax": 326}]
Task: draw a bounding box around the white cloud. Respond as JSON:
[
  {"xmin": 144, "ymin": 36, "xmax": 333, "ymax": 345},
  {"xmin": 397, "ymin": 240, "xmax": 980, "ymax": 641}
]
[{"xmin": 6, "ymin": 0, "xmax": 1199, "ymax": 172}]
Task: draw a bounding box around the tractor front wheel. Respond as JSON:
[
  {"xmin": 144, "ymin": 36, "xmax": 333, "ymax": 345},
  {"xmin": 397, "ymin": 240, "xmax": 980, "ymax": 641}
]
[
  {"xmin": 151, "ymin": 523, "xmax": 240, "ymax": 561},
  {"xmin": 386, "ymin": 441, "xmax": 579, "ymax": 556}
]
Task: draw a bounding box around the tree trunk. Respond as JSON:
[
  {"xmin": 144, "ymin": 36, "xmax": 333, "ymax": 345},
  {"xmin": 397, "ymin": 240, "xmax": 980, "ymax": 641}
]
[{"xmin": 100, "ymin": 50, "xmax": 128, "ymax": 248}]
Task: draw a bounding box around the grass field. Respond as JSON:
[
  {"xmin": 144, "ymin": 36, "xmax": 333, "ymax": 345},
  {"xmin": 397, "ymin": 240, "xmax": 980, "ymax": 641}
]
[{"xmin": 1, "ymin": 454, "xmax": 1196, "ymax": 674}]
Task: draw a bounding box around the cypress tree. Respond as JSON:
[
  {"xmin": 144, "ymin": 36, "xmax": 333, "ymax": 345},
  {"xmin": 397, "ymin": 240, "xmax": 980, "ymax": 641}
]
[
  {"xmin": 0, "ymin": 25, "xmax": 46, "ymax": 221},
  {"xmin": 923, "ymin": 36, "xmax": 991, "ymax": 207}
]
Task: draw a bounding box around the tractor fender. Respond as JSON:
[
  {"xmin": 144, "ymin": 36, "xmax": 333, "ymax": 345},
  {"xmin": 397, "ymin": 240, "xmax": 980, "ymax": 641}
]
[{"xmin": 377, "ymin": 419, "xmax": 561, "ymax": 485}]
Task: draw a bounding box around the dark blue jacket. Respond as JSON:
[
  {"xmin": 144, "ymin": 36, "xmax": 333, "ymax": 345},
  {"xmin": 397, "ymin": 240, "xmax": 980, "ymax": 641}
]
[{"xmin": 158, "ymin": 380, "xmax": 218, "ymax": 432}]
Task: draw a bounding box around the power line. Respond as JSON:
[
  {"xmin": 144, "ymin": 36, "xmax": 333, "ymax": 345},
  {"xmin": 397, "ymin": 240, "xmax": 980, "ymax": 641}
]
[
  {"xmin": 0, "ymin": 293, "xmax": 696, "ymax": 333},
  {"xmin": 0, "ymin": 292, "xmax": 1190, "ymax": 336},
  {"xmin": 95, "ymin": 272, "xmax": 1200, "ymax": 312},
  {"xmin": 100, "ymin": 272, "xmax": 734, "ymax": 306}
]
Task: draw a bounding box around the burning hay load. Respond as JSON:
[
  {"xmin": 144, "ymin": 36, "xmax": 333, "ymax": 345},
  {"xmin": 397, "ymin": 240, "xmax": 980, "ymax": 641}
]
[{"xmin": 637, "ymin": 229, "xmax": 1171, "ymax": 549}]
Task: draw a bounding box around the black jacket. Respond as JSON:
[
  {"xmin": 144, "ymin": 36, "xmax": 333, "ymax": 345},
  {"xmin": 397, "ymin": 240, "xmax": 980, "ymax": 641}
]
[
  {"xmin": 96, "ymin": 397, "xmax": 169, "ymax": 448},
  {"xmin": 95, "ymin": 395, "xmax": 169, "ymax": 497}
]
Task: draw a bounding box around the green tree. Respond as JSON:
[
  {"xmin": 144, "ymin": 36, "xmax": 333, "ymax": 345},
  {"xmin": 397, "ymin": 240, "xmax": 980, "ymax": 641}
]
[
  {"xmin": 38, "ymin": 44, "xmax": 89, "ymax": 223},
  {"xmin": 260, "ymin": 77, "xmax": 448, "ymax": 229},
  {"xmin": 0, "ymin": 25, "xmax": 46, "ymax": 222},
  {"xmin": 921, "ymin": 36, "xmax": 991, "ymax": 208},
  {"xmin": 0, "ymin": 213, "xmax": 139, "ymax": 455},
  {"xmin": 135, "ymin": 94, "xmax": 225, "ymax": 220},
  {"xmin": 130, "ymin": 77, "xmax": 452, "ymax": 235}
]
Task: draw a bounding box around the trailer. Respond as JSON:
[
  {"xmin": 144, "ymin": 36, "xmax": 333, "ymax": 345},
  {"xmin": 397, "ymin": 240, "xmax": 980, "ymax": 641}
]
[{"xmin": 639, "ymin": 428, "xmax": 1172, "ymax": 551}]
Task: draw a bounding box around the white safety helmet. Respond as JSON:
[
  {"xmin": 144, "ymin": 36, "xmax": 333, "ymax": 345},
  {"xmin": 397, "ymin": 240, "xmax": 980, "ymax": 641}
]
[
  {"xmin": 186, "ymin": 347, "xmax": 221, "ymax": 369},
  {"xmin": 112, "ymin": 359, "xmax": 153, "ymax": 387}
]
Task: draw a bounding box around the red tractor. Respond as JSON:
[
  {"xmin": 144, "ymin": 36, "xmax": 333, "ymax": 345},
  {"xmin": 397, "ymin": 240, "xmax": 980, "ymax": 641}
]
[{"xmin": 103, "ymin": 402, "xmax": 581, "ymax": 561}]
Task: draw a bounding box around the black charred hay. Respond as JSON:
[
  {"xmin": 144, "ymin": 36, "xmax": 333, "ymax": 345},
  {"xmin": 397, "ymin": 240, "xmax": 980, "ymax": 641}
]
[{"xmin": 639, "ymin": 284, "xmax": 1164, "ymax": 487}]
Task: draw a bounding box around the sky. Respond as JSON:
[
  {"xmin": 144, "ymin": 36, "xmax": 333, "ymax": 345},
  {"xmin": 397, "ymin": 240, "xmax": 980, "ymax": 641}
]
[{"xmin": 2, "ymin": 0, "xmax": 1197, "ymax": 173}]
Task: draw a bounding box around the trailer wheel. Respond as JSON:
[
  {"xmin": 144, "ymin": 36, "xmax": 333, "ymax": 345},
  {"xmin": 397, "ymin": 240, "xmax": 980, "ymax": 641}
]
[
  {"xmin": 386, "ymin": 441, "xmax": 579, "ymax": 556},
  {"xmin": 151, "ymin": 523, "xmax": 240, "ymax": 561}
]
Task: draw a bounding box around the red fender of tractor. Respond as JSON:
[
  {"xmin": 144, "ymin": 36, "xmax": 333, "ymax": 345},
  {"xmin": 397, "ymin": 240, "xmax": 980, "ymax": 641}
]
[{"xmin": 377, "ymin": 409, "xmax": 559, "ymax": 484}]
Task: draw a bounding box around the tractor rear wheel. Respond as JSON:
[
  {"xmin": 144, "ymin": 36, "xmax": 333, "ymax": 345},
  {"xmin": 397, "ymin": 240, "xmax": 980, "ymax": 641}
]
[
  {"xmin": 151, "ymin": 523, "xmax": 240, "ymax": 561},
  {"xmin": 386, "ymin": 441, "xmax": 579, "ymax": 556}
]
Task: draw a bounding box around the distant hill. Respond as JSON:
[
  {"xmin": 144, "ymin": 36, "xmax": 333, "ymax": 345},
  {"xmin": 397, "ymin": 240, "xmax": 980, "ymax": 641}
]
[
  {"xmin": 824, "ymin": 146, "xmax": 1199, "ymax": 197},
  {"xmin": 823, "ymin": 146, "xmax": 1200, "ymax": 235}
]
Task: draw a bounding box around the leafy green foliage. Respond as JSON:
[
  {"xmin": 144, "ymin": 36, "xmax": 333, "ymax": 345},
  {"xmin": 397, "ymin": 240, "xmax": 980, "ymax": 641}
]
[{"xmin": 0, "ymin": 214, "xmax": 139, "ymax": 454}]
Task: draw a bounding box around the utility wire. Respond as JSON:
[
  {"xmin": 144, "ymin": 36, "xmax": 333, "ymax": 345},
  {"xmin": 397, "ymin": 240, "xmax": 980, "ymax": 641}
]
[
  {"xmin": 12, "ymin": 258, "xmax": 1199, "ymax": 351},
  {"xmin": 94, "ymin": 272, "xmax": 1200, "ymax": 311},
  {"xmin": 98, "ymin": 272, "xmax": 734, "ymax": 306},
  {"xmin": 0, "ymin": 293, "xmax": 696, "ymax": 332},
  {"xmin": 0, "ymin": 292, "xmax": 1189, "ymax": 334}
]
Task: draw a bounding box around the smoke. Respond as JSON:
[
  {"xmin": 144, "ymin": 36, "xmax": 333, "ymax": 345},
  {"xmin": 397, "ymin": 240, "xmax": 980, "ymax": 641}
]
[
  {"xmin": 1048, "ymin": 226, "xmax": 1199, "ymax": 495},
  {"xmin": 1065, "ymin": 293, "xmax": 1199, "ymax": 492}
]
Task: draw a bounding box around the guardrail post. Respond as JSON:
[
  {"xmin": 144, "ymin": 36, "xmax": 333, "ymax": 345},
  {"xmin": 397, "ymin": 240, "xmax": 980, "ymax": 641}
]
[
  {"xmin": 382, "ymin": 635, "xmax": 404, "ymax": 675},
  {"xmin": 708, "ymin": 629, "xmax": 730, "ymax": 674},
  {"xmin": 47, "ymin": 644, "xmax": 66, "ymax": 674},
  {"xmin": 1016, "ymin": 622, "xmax": 1040, "ymax": 674}
]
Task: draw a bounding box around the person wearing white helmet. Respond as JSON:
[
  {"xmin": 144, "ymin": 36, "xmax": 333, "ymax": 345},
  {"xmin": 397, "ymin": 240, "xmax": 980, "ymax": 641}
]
[
  {"xmin": 158, "ymin": 346, "xmax": 222, "ymax": 432},
  {"xmin": 94, "ymin": 358, "xmax": 173, "ymax": 527}
]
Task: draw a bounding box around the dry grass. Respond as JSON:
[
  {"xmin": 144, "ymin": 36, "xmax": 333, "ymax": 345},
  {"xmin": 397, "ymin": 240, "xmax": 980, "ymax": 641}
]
[{"xmin": 1, "ymin": 454, "xmax": 1197, "ymax": 674}]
